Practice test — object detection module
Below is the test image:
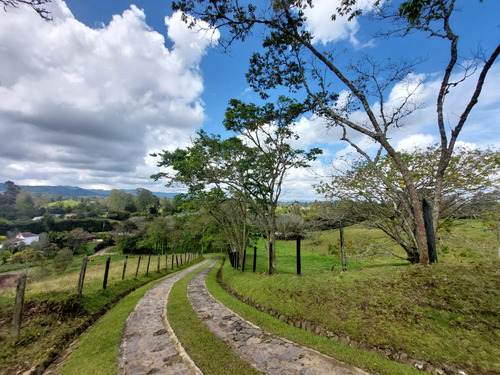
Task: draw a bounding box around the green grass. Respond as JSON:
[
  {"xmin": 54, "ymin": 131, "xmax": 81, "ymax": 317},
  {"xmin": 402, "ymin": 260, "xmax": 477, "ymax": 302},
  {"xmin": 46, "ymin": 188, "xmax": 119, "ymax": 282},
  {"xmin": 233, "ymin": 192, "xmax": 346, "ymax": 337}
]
[
  {"xmin": 0, "ymin": 253, "xmax": 202, "ymax": 375},
  {"xmin": 207, "ymin": 258, "xmax": 420, "ymax": 375},
  {"xmin": 167, "ymin": 259, "xmax": 260, "ymax": 375},
  {"xmin": 221, "ymin": 243, "xmax": 500, "ymax": 374}
]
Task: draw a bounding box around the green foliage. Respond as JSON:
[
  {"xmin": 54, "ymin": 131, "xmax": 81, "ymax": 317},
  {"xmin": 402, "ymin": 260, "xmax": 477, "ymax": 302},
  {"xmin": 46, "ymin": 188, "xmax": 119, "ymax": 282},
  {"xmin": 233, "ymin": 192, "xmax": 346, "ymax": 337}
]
[
  {"xmin": 7, "ymin": 248, "xmax": 45, "ymax": 265},
  {"xmin": 52, "ymin": 248, "xmax": 74, "ymax": 272},
  {"xmin": 1, "ymin": 250, "xmax": 11, "ymax": 264}
]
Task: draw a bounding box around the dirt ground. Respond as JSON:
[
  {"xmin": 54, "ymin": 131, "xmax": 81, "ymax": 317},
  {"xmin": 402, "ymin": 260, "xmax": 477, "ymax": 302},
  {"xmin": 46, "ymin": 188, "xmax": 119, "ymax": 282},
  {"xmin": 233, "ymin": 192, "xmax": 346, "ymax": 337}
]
[{"xmin": 0, "ymin": 273, "xmax": 18, "ymax": 289}]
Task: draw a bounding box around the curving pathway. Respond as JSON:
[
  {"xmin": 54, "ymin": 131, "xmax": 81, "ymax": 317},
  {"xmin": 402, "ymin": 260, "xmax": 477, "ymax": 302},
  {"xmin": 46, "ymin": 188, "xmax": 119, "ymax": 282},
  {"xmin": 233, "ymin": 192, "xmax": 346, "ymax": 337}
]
[
  {"xmin": 117, "ymin": 260, "xmax": 208, "ymax": 375},
  {"xmin": 187, "ymin": 260, "xmax": 369, "ymax": 375}
]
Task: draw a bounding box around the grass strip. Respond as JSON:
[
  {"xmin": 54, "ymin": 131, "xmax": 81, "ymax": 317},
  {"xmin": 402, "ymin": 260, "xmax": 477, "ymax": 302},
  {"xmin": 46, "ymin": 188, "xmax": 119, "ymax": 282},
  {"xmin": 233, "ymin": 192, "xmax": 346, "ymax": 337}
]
[
  {"xmin": 167, "ymin": 259, "xmax": 260, "ymax": 375},
  {"xmin": 58, "ymin": 261, "xmax": 204, "ymax": 375},
  {"xmin": 206, "ymin": 258, "xmax": 421, "ymax": 375}
]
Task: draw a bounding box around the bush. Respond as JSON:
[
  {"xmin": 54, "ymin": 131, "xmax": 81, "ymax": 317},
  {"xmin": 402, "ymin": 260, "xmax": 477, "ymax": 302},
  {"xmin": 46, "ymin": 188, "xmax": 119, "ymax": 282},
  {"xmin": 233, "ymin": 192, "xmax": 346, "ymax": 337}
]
[
  {"xmin": 7, "ymin": 248, "xmax": 45, "ymax": 264},
  {"xmin": 53, "ymin": 248, "xmax": 74, "ymax": 272},
  {"xmin": 0, "ymin": 250, "xmax": 10, "ymax": 264}
]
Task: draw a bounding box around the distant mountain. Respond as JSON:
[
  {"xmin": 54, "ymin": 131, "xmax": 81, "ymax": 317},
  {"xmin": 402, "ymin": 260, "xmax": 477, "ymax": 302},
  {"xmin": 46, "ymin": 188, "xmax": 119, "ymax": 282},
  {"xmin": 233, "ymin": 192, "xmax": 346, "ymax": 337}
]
[{"xmin": 0, "ymin": 183, "xmax": 177, "ymax": 199}]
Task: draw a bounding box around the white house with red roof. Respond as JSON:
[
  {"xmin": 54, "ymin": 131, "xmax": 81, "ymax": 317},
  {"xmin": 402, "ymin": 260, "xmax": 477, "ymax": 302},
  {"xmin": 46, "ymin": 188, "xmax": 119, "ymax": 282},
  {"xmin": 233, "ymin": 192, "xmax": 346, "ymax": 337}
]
[{"xmin": 0, "ymin": 232, "xmax": 40, "ymax": 249}]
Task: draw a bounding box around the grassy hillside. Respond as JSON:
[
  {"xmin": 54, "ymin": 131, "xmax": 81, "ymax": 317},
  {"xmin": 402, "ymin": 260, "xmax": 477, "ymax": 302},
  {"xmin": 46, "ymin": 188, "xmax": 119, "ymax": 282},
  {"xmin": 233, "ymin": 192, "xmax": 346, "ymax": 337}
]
[
  {"xmin": 221, "ymin": 220, "xmax": 499, "ymax": 374},
  {"xmin": 0, "ymin": 253, "xmax": 201, "ymax": 374}
]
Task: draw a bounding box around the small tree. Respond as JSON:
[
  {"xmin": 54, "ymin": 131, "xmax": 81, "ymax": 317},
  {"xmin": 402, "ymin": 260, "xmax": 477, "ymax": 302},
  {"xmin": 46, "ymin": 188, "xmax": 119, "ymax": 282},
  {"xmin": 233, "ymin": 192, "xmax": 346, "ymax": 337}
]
[
  {"xmin": 52, "ymin": 248, "xmax": 73, "ymax": 272},
  {"xmin": 66, "ymin": 228, "xmax": 91, "ymax": 254}
]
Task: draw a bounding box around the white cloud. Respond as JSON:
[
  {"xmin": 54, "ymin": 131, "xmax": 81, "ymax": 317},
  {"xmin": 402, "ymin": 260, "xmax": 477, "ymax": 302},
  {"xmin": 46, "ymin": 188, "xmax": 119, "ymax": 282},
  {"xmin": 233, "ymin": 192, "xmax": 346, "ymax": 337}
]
[
  {"xmin": 302, "ymin": 0, "xmax": 375, "ymax": 45},
  {"xmin": 396, "ymin": 134, "xmax": 436, "ymax": 152},
  {"xmin": 0, "ymin": 1, "xmax": 218, "ymax": 190}
]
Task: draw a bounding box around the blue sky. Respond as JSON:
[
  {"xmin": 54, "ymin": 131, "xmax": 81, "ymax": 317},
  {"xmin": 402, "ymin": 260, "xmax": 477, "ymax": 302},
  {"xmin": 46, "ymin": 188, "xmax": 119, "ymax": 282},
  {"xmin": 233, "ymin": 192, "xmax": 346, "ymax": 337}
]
[{"xmin": 0, "ymin": 0, "xmax": 499, "ymax": 201}]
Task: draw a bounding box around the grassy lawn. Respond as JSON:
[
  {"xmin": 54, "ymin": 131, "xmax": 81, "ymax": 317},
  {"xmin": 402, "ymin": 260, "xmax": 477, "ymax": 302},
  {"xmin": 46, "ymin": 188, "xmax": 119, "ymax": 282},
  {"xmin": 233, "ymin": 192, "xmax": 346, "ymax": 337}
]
[
  {"xmin": 222, "ymin": 220, "xmax": 499, "ymax": 374},
  {"xmin": 167, "ymin": 259, "xmax": 260, "ymax": 375},
  {"xmin": 0, "ymin": 252, "xmax": 202, "ymax": 375}
]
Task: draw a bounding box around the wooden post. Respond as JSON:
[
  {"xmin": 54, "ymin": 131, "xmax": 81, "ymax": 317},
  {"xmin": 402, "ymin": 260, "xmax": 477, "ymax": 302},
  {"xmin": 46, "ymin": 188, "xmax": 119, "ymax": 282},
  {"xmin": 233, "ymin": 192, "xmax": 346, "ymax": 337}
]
[
  {"xmin": 77, "ymin": 255, "xmax": 88, "ymax": 294},
  {"xmin": 135, "ymin": 256, "xmax": 141, "ymax": 279},
  {"xmin": 253, "ymin": 246, "xmax": 257, "ymax": 273},
  {"xmin": 122, "ymin": 255, "xmax": 128, "ymax": 280},
  {"xmin": 242, "ymin": 247, "xmax": 247, "ymax": 272},
  {"xmin": 172, "ymin": 252, "xmax": 175, "ymax": 269},
  {"xmin": 296, "ymin": 237, "xmax": 301, "ymax": 275},
  {"xmin": 423, "ymin": 199, "xmax": 438, "ymax": 263},
  {"xmin": 103, "ymin": 256, "xmax": 111, "ymax": 289},
  {"xmin": 10, "ymin": 272, "xmax": 27, "ymax": 343},
  {"xmin": 157, "ymin": 255, "xmax": 160, "ymax": 272},
  {"xmin": 146, "ymin": 254, "xmax": 151, "ymax": 275},
  {"xmin": 175, "ymin": 254, "xmax": 179, "ymax": 267},
  {"xmin": 165, "ymin": 254, "xmax": 168, "ymax": 270},
  {"xmin": 340, "ymin": 226, "xmax": 346, "ymax": 272},
  {"xmin": 268, "ymin": 243, "xmax": 273, "ymax": 275}
]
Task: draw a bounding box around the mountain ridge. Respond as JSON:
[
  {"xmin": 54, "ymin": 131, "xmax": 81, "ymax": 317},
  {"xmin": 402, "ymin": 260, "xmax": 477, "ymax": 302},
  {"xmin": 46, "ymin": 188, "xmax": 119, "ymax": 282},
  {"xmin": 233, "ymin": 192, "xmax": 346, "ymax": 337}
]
[{"xmin": 0, "ymin": 183, "xmax": 177, "ymax": 199}]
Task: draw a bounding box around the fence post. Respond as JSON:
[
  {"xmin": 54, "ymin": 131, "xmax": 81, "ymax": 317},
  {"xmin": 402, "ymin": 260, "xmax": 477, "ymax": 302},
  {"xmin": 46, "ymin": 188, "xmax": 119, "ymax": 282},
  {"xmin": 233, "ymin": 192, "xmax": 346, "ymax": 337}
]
[
  {"xmin": 122, "ymin": 255, "xmax": 128, "ymax": 280},
  {"xmin": 176, "ymin": 254, "xmax": 179, "ymax": 267},
  {"xmin": 157, "ymin": 255, "xmax": 160, "ymax": 272},
  {"xmin": 135, "ymin": 256, "xmax": 141, "ymax": 279},
  {"xmin": 340, "ymin": 226, "xmax": 346, "ymax": 272},
  {"xmin": 165, "ymin": 254, "xmax": 168, "ymax": 270},
  {"xmin": 103, "ymin": 256, "xmax": 111, "ymax": 289},
  {"xmin": 146, "ymin": 254, "xmax": 151, "ymax": 275},
  {"xmin": 77, "ymin": 255, "xmax": 88, "ymax": 294},
  {"xmin": 10, "ymin": 272, "xmax": 27, "ymax": 343},
  {"xmin": 296, "ymin": 237, "xmax": 301, "ymax": 275},
  {"xmin": 253, "ymin": 246, "xmax": 257, "ymax": 272},
  {"xmin": 172, "ymin": 252, "xmax": 175, "ymax": 269}
]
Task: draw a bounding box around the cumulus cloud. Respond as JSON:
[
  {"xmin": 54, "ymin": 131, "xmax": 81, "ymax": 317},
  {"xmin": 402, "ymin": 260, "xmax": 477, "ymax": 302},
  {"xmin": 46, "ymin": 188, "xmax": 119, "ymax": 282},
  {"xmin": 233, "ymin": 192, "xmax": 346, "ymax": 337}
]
[
  {"xmin": 0, "ymin": 1, "xmax": 218, "ymax": 189},
  {"xmin": 302, "ymin": 0, "xmax": 375, "ymax": 45}
]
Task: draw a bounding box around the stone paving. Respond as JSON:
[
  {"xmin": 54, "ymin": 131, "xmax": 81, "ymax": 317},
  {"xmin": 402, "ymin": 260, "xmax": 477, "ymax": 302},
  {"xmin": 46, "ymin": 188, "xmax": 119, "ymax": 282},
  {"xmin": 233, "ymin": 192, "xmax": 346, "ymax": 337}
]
[
  {"xmin": 187, "ymin": 260, "xmax": 369, "ymax": 375},
  {"xmin": 117, "ymin": 260, "xmax": 208, "ymax": 375}
]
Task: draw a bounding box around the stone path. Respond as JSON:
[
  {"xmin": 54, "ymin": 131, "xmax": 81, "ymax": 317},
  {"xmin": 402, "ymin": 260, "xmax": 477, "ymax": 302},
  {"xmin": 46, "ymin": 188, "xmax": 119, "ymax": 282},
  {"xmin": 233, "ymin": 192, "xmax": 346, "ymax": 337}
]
[
  {"xmin": 187, "ymin": 260, "xmax": 369, "ymax": 375},
  {"xmin": 117, "ymin": 260, "xmax": 208, "ymax": 375}
]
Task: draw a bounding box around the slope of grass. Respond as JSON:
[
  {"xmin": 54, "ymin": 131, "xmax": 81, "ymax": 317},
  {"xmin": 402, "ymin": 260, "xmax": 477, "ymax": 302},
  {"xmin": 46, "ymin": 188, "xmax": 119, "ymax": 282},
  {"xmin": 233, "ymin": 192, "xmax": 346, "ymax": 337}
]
[
  {"xmin": 0, "ymin": 254, "xmax": 202, "ymax": 375},
  {"xmin": 207, "ymin": 258, "xmax": 421, "ymax": 375},
  {"xmin": 222, "ymin": 233, "xmax": 500, "ymax": 375}
]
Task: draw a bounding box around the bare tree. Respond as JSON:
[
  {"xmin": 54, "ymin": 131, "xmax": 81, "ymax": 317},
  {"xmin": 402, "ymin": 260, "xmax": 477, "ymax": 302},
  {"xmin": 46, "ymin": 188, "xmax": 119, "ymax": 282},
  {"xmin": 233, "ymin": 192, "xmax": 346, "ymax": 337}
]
[{"xmin": 1, "ymin": 0, "xmax": 52, "ymax": 20}]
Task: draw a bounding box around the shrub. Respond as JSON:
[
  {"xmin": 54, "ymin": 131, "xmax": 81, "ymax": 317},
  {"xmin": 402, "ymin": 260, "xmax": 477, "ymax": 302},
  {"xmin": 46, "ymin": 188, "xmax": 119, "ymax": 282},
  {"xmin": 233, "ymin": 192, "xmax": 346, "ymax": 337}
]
[{"xmin": 53, "ymin": 248, "xmax": 74, "ymax": 272}]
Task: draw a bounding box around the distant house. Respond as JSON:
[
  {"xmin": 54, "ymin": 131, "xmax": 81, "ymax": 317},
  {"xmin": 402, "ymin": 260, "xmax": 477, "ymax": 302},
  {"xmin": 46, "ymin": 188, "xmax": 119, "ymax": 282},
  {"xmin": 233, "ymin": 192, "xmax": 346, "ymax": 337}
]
[
  {"xmin": 16, "ymin": 232, "xmax": 40, "ymax": 245},
  {"xmin": 0, "ymin": 232, "xmax": 40, "ymax": 250}
]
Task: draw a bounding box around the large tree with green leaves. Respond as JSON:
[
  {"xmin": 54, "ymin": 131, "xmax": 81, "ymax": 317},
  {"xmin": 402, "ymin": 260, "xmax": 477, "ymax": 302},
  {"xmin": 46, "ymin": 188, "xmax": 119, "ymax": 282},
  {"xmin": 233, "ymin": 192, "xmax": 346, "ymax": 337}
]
[
  {"xmin": 172, "ymin": 0, "xmax": 499, "ymax": 263},
  {"xmin": 153, "ymin": 97, "xmax": 320, "ymax": 272}
]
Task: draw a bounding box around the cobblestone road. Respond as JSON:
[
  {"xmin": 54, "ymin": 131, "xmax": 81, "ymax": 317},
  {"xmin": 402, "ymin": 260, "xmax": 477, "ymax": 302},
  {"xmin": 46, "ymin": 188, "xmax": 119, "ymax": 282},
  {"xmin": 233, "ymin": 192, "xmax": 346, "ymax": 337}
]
[{"xmin": 117, "ymin": 260, "xmax": 208, "ymax": 375}]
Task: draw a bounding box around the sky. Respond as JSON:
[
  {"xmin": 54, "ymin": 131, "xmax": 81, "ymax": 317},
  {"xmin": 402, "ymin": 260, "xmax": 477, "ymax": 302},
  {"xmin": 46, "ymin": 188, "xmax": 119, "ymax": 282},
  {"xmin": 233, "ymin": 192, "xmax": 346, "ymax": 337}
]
[{"xmin": 0, "ymin": 0, "xmax": 499, "ymax": 201}]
